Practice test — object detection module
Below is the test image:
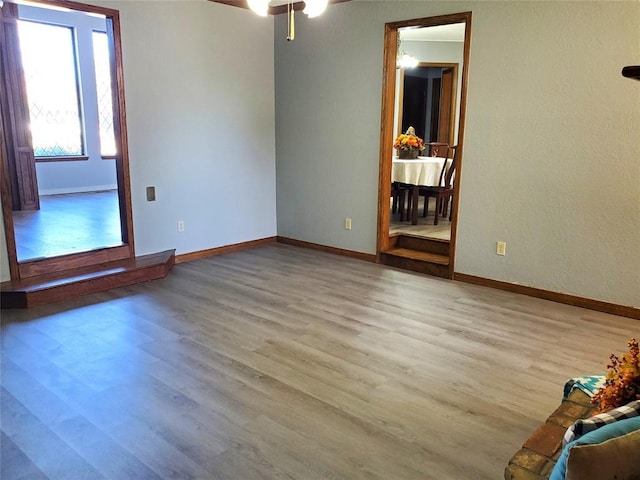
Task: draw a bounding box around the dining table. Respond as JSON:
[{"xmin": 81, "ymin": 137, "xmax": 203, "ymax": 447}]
[{"xmin": 392, "ymin": 156, "xmax": 452, "ymax": 225}]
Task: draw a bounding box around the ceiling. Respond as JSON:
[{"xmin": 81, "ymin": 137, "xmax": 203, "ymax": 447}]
[{"xmin": 400, "ymin": 23, "xmax": 466, "ymax": 42}]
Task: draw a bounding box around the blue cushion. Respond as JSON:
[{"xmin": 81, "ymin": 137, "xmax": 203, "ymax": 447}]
[{"xmin": 549, "ymin": 416, "xmax": 640, "ymax": 480}]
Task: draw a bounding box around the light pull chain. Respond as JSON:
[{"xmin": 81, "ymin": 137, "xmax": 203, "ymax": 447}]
[{"xmin": 287, "ymin": 0, "xmax": 295, "ymax": 41}]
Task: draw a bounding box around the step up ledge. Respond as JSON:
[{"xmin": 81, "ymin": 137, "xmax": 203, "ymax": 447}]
[
  {"xmin": 380, "ymin": 252, "xmax": 450, "ymax": 279},
  {"xmin": 1, "ymin": 250, "xmax": 175, "ymax": 309},
  {"xmin": 384, "ymin": 248, "xmax": 449, "ymax": 265}
]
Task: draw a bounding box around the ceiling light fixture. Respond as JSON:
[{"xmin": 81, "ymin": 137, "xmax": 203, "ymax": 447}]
[
  {"xmin": 248, "ymin": 0, "xmax": 269, "ymax": 16},
  {"xmin": 248, "ymin": 1, "xmax": 329, "ymax": 41},
  {"xmin": 396, "ymin": 37, "xmax": 419, "ymax": 69},
  {"xmin": 303, "ymin": 0, "xmax": 328, "ymax": 18},
  {"xmin": 398, "ymin": 53, "xmax": 419, "ymax": 69}
]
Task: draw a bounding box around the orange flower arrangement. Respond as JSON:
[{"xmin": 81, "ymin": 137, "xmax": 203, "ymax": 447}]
[
  {"xmin": 591, "ymin": 338, "xmax": 640, "ymax": 413},
  {"xmin": 393, "ymin": 126, "xmax": 425, "ymax": 156}
]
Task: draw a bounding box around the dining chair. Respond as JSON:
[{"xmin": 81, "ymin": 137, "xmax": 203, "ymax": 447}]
[
  {"xmin": 426, "ymin": 142, "xmax": 449, "ymax": 157},
  {"xmin": 391, "ymin": 182, "xmax": 412, "ymax": 221},
  {"xmin": 391, "ymin": 182, "xmax": 403, "ymax": 214},
  {"xmin": 420, "ymin": 146, "xmax": 457, "ymax": 225}
]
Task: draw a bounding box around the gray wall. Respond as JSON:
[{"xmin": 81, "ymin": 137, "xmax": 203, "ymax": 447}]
[
  {"xmin": 0, "ymin": 0, "xmax": 276, "ymax": 280},
  {"xmin": 275, "ymin": 1, "xmax": 640, "ymax": 307},
  {"xmin": 103, "ymin": 0, "xmax": 277, "ymax": 257}
]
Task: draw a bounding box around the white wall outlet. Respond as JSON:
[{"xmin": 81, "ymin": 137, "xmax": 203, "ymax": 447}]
[
  {"xmin": 496, "ymin": 241, "xmax": 506, "ymax": 256},
  {"xmin": 178, "ymin": 220, "xmax": 185, "ymax": 232},
  {"xmin": 345, "ymin": 218, "xmax": 352, "ymax": 230}
]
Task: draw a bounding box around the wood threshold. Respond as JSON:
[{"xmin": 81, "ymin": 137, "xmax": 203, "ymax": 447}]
[
  {"xmin": 454, "ymin": 273, "xmax": 640, "ymax": 320},
  {"xmin": 175, "ymin": 237, "xmax": 277, "ymax": 264},
  {"xmin": 277, "ymin": 236, "xmax": 376, "ymax": 263}
]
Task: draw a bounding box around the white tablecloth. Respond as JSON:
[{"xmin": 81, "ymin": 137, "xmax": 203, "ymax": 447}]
[{"xmin": 392, "ymin": 157, "xmax": 451, "ymax": 186}]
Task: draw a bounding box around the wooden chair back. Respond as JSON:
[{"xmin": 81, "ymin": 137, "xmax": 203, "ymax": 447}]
[
  {"xmin": 427, "ymin": 142, "xmax": 449, "ymax": 158},
  {"xmin": 435, "ymin": 145, "xmax": 456, "ymax": 187},
  {"xmin": 443, "ymin": 146, "xmax": 458, "ymax": 189}
]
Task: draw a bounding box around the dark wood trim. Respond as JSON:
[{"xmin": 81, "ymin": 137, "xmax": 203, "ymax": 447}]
[
  {"xmin": 175, "ymin": 237, "xmax": 277, "ymax": 264},
  {"xmin": 386, "ymin": 12, "xmax": 473, "ymax": 31},
  {"xmin": 207, "ymin": 0, "xmax": 352, "ymax": 15},
  {"xmin": 35, "ymin": 155, "xmax": 89, "ymax": 163},
  {"xmin": 277, "ymin": 236, "xmax": 377, "ymax": 263},
  {"xmin": 376, "ymin": 24, "xmax": 398, "ymax": 260},
  {"xmin": 0, "ymin": 86, "xmax": 19, "ymax": 280},
  {"xmin": 454, "ymin": 273, "xmax": 640, "ymax": 320},
  {"xmin": 107, "ymin": 13, "xmax": 134, "ymax": 256},
  {"xmin": 18, "ymin": 244, "xmax": 130, "ymax": 278},
  {"xmin": 25, "ymin": 0, "xmax": 122, "ymax": 17},
  {"xmin": 447, "ymin": 12, "xmax": 472, "ymax": 278}
]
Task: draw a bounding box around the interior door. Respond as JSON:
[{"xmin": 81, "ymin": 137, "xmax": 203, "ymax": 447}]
[
  {"xmin": 0, "ymin": 2, "xmax": 39, "ymax": 211},
  {"xmin": 437, "ymin": 67, "xmax": 455, "ymax": 145}
]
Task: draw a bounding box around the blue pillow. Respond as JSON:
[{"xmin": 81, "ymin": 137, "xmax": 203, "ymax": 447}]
[{"xmin": 549, "ymin": 416, "xmax": 640, "ymax": 480}]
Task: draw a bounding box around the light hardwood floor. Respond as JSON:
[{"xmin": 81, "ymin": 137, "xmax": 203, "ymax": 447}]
[
  {"xmin": 389, "ymin": 197, "xmax": 452, "ymax": 241},
  {"xmin": 1, "ymin": 244, "xmax": 637, "ymax": 479},
  {"xmin": 12, "ymin": 190, "xmax": 122, "ymax": 262}
]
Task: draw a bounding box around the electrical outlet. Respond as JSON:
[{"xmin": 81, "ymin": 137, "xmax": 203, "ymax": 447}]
[
  {"xmin": 178, "ymin": 220, "xmax": 185, "ymax": 232},
  {"xmin": 345, "ymin": 218, "xmax": 352, "ymax": 230},
  {"xmin": 146, "ymin": 186, "xmax": 156, "ymax": 201},
  {"xmin": 496, "ymin": 241, "xmax": 506, "ymax": 256}
]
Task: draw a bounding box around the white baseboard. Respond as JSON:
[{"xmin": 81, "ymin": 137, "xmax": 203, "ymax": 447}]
[{"xmin": 38, "ymin": 184, "xmax": 118, "ymax": 196}]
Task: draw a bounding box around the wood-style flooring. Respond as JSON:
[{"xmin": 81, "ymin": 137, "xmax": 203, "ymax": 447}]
[
  {"xmin": 12, "ymin": 190, "xmax": 122, "ymax": 262},
  {"xmin": 1, "ymin": 244, "xmax": 637, "ymax": 479},
  {"xmin": 389, "ymin": 198, "xmax": 452, "ymax": 241}
]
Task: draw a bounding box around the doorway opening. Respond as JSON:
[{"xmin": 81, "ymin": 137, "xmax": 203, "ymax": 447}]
[
  {"xmin": 1, "ymin": 0, "xmax": 134, "ymax": 280},
  {"xmin": 376, "ymin": 13, "xmax": 472, "ymax": 278}
]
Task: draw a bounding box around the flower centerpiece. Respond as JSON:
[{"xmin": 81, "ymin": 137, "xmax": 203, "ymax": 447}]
[
  {"xmin": 591, "ymin": 338, "xmax": 640, "ymax": 413},
  {"xmin": 393, "ymin": 126, "xmax": 425, "ymax": 159}
]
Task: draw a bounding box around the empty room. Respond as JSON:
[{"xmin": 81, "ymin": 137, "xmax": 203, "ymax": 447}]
[{"xmin": 1, "ymin": 1, "xmax": 639, "ymax": 479}]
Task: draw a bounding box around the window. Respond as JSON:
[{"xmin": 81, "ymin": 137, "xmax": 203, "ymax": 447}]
[
  {"xmin": 92, "ymin": 31, "xmax": 116, "ymax": 157},
  {"xmin": 17, "ymin": 20, "xmax": 84, "ymax": 157}
]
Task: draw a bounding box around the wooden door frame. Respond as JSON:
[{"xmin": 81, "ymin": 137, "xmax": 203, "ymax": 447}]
[
  {"xmin": 0, "ymin": 0, "xmax": 134, "ymax": 280},
  {"xmin": 376, "ymin": 12, "xmax": 472, "ymax": 278}
]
